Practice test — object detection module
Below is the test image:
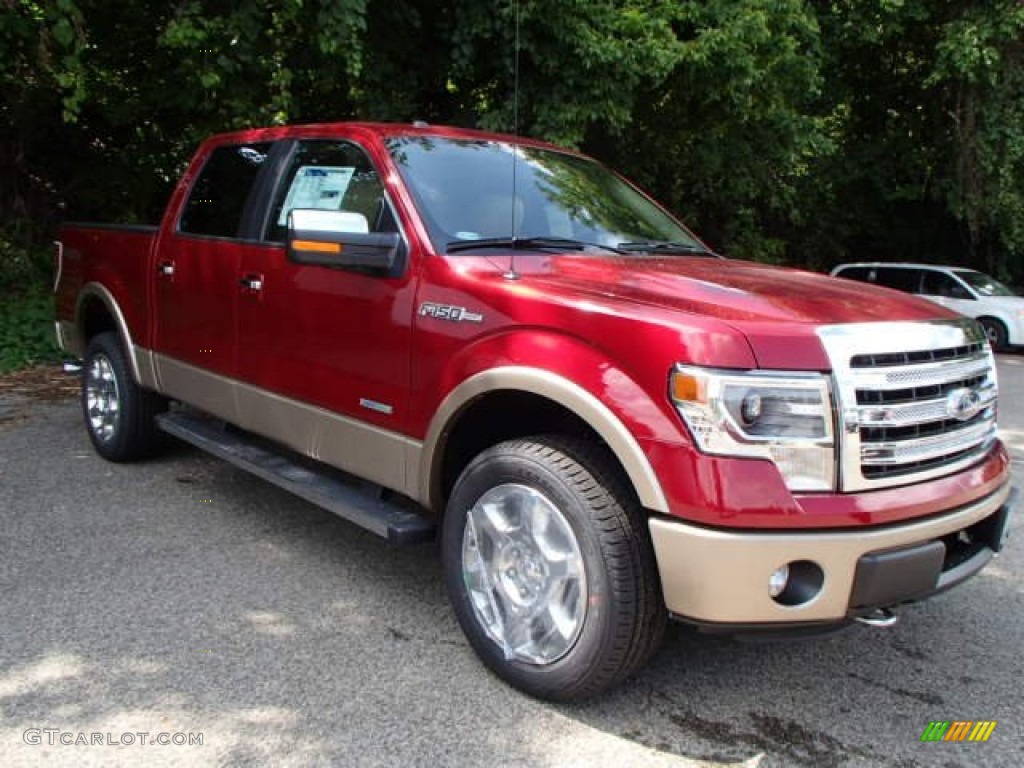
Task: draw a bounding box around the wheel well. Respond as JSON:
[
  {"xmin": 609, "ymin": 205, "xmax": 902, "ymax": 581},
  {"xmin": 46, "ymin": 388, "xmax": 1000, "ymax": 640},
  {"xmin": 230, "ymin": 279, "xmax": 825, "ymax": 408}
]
[
  {"xmin": 977, "ymin": 316, "xmax": 1006, "ymax": 329},
  {"xmin": 79, "ymin": 296, "xmax": 118, "ymax": 345},
  {"xmin": 436, "ymin": 390, "xmax": 632, "ymax": 512}
]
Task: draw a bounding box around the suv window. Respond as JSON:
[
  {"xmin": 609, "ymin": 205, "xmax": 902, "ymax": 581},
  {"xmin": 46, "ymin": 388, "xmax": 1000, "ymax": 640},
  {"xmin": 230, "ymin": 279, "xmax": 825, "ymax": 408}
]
[
  {"xmin": 921, "ymin": 270, "xmax": 973, "ymax": 300},
  {"xmin": 179, "ymin": 143, "xmax": 272, "ymax": 238},
  {"xmin": 266, "ymin": 140, "xmax": 394, "ymax": 242},
  {"xmin": 835, "ymin": 266, "xmax": 872, "ymax": 282},
  {"xmin": 874, "ymin": 267, "xmax": 921, "ymax": 293},
  {"xmin": 953, "ymin": 269, "xmax": 1014, "ymax": 297}
]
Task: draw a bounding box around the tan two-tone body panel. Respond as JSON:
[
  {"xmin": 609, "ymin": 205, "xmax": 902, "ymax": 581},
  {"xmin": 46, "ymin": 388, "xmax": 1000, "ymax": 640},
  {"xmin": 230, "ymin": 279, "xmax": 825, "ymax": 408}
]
[
  {"xmin": 649, "ymin": 481, "xmax": 1010, "ymax": 624},
  {"xmin": 58, "ymin": 280, "xmax": 672, "ymax": 515},
  {"xmin": 154, "ymin": 357, "xmax": 671, "ymax": 514},
  {"xmin": 56, "ymin": 273, "xmax": 422, "ymax": 498},
  {"xmin": 151, "ymin": 355, "xmax": 420, "ymax": 497}
]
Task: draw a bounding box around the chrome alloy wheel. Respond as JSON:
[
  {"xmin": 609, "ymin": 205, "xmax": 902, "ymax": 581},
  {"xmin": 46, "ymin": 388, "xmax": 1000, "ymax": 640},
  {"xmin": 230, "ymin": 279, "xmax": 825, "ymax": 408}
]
[
  {"xmin": 461, "ymin": 483, "xmax": 588, "ymax": 665},
  {"xmin": 85, "ymin": 354, "xmax": 120, "ymax": 442}
]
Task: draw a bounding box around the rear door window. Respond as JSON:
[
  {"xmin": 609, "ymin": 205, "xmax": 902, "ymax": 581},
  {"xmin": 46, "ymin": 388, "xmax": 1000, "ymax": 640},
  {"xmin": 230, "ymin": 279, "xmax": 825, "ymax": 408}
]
[{"xmin": 179, "ymin": 143, "xmax": 272, "ymax": 238}]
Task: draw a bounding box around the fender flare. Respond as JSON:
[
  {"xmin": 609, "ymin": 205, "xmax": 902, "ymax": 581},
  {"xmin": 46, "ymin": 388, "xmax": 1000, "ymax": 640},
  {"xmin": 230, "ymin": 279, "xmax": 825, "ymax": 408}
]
[
  {"xmin": 420, "ymin": 366, "xmax": 670, "ymax": 514},
  {"xmin": 75, "ymin": 282, "xmax": 142, "ymax": 383}
]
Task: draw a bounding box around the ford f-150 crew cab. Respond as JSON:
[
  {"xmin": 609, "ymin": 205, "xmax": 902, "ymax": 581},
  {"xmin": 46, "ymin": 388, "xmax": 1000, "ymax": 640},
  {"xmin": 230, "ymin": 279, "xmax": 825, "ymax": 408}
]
[{"xmin": 55, "ymin": 122, "xmax": 1017, "ymax": 700}]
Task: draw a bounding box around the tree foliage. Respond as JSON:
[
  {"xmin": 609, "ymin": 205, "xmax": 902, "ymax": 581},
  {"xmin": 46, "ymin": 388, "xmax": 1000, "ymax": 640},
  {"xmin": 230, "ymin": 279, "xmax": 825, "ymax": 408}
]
[
  {"xmin": 930, "ymin": 1, "xmax": 1024, "ymax": 272},
  {"xmin": 2, "ymin": 0, "xmax": 1023, "ymax": 287}
]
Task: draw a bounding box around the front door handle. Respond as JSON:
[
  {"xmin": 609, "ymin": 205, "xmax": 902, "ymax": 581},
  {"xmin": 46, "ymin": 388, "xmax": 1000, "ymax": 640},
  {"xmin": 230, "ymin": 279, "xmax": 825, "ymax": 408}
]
[
  {"xmin": 157, "ymin": 260, "xmax": 175, "ymax": 278},
  {"xmin": 239, "ymin": 274, "xmax": 264, "ymax": 292}
]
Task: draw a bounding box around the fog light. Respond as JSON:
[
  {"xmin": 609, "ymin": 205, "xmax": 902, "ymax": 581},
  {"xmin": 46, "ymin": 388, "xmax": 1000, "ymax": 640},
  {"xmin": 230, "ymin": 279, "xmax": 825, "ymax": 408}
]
[{"xmin": 768, "ymin": 564, "xmax": 790, "ymax": 597}]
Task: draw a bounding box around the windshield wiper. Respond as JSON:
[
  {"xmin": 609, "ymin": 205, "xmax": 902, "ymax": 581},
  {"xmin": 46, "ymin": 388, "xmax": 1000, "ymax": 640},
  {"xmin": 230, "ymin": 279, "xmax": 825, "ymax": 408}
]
[
  {"xmin": 616, "ymin": 240, "xmax": 716, "ymax": 256},
  {"xmin": 446, "ymin": 236, "xmax": 625, "ymax": 254}
]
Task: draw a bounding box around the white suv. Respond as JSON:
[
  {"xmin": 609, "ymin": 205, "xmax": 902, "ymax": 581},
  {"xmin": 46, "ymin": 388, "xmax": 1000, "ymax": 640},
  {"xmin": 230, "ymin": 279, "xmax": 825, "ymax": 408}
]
[{"xmin": 831, "ymin": 262, "xmax": 1023, "ymax": 351}]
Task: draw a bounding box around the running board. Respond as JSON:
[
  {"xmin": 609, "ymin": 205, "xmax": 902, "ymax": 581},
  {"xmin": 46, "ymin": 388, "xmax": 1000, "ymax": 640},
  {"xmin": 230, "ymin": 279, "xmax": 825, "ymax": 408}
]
[{"xmin": 155, "ymin": 411, "xmax": 435, "ymax": 545}]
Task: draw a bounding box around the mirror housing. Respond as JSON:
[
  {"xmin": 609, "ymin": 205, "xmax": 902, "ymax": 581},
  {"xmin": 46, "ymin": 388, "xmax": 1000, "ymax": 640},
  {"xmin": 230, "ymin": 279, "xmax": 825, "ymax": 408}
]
[{"xmin": 287, "ymin": 209, "xmax": 400, "ymax": 271}]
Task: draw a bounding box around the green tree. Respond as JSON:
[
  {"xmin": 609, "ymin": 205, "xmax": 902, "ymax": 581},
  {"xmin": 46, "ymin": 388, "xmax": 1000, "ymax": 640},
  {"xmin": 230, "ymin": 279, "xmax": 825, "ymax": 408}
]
[
  {"xmin": 804, "ymin": 0, "xmax": 1024, "ymax": 277},
  {"xmin": 442, "ymin": 0, "xmax": 681, "ymax": 146},
  {"xmin": 599, "ymin": 0, "xmax": 828, "ymax": 262},
  {"xmin": 3, "ymin": 0, "xmax": 1024, "ymax": 291},
  {"xmin": 930, "ymin": 1, "xmax": 1024, "ymax": 276}
]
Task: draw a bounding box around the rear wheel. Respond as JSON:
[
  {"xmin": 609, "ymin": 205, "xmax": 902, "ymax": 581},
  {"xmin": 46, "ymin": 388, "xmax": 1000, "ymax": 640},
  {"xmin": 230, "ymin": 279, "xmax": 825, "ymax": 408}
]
[
  {"xmin": 978, "ymin": 318, "xmax": 1009, "ymax": 352},
  {"xmin": 442, "ymin": 436, "xmax": 665, "ymax": 700},
  {"xmin": 82, "ymin": 332, "xmax": 167, "ymax": 461}
]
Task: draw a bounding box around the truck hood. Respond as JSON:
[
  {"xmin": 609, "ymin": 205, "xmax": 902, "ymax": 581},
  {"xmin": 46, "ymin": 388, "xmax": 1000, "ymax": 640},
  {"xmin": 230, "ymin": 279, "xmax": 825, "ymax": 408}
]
[
  {"xmin": 519, "ymin": 254, "xmax": 950, "ymax": 324},
  {"xmin": 510, "ymin": 254, "xmax": 960, "ymax": 369}
]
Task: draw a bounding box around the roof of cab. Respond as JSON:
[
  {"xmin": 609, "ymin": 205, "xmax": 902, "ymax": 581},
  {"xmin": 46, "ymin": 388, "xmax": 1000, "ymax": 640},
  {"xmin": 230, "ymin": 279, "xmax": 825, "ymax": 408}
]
[{"xmin": 198, "ymin": 121, "xmax": 570, "ymax": 154}]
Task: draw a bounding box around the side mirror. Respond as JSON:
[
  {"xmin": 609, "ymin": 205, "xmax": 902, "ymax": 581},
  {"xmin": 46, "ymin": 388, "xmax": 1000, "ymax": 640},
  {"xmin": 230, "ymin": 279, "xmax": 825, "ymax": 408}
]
[{"xmin": 287, "ymin": 209, "xmax": 400, "ymax": 271}]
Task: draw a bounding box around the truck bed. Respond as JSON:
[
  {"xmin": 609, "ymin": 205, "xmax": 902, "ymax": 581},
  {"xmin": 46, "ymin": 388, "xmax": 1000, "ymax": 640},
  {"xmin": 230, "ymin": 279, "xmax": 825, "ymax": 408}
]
[{"xmin": 56, "ymin": 223, "xmax": 159, "ymax": 352}]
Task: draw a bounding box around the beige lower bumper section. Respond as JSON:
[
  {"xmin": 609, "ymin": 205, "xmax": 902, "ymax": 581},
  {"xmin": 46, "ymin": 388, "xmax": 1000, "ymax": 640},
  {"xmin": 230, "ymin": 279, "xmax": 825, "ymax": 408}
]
[{"xmin": 649, "ymin": 484, "xmax": 1010, "ymax": 624}]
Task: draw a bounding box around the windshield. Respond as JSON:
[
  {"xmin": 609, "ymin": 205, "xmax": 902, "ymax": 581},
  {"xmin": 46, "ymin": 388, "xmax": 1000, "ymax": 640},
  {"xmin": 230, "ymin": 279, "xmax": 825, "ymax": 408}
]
[
  {"xmin": 953, "ymin": 269, "xmax": 1017, "ymax": 297},
  {"xmin": 385, "ymin": 136, "xmax": 704, "ymax": 254}
]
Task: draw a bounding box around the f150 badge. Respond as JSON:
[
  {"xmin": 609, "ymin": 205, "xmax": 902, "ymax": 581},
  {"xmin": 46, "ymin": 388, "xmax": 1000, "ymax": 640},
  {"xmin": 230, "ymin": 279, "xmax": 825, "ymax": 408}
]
[{"xmin": 419, "ymin": 303, "xmax": 484, "ymax": 323}]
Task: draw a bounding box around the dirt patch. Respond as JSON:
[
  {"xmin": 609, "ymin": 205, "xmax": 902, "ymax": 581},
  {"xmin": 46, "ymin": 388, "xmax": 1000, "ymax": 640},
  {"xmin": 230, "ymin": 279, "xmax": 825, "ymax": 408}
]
[{"xmin": 0, "ymin": 363, "xmax": 78, "ymax": 402}]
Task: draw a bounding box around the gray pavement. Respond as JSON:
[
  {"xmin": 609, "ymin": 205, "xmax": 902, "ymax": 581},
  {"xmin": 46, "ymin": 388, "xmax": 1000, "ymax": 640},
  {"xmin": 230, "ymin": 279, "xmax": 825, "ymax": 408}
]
[{"xmin": 1, "ymin": 357, "xmax": 1022, "ymax": 767}]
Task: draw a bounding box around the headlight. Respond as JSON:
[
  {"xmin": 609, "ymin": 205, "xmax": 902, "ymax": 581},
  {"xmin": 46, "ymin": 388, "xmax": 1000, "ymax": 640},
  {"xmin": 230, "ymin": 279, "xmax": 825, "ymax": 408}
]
[{"xmin": 670, "ymin": 365, "xmax": 835, "ymax": 491}]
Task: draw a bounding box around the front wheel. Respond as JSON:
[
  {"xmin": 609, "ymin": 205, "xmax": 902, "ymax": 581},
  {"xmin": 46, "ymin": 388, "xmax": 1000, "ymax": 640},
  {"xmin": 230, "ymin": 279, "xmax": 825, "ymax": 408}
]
[
  {"xmin": 82, "ymin": 332, "xmax": 167, "ymax": 461},
  {"xmin": 442, "ymin": 437, "xmax": 666, "ymax": 700}
]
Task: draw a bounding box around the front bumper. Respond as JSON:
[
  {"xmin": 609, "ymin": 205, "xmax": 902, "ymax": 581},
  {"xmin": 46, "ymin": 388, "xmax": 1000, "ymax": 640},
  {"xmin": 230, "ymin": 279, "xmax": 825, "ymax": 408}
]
[{"xmin": 649, "ymin": 482, "xmax": 1016, "ymax": 626}]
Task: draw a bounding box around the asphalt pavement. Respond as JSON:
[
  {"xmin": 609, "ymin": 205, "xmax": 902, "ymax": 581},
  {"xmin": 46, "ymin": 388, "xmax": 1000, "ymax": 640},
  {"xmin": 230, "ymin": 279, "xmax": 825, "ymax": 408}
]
[{"xmin": 1, "ymin": 357, "xmax": 1022, "ymax": 767}]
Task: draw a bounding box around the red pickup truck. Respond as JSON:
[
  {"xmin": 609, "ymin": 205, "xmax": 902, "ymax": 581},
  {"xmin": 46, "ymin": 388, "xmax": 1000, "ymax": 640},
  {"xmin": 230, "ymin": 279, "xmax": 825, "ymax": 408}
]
[{"xmin": 55, "ymin": 122, "xmax": 1016, "ymax": 700}]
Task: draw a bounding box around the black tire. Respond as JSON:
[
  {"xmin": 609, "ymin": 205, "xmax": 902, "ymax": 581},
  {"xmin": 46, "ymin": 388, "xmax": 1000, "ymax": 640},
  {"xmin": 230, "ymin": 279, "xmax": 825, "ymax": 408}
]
[
  {"xmin": 442, "ymin": 436, "xmax": 666, "ymax": 701},
  {"xmin": 81, "ymin": 332, "xmax": 167, "ymax": 462},
  {"xmin": 978, "ymin": 318, "xmax": 1009, "ymax": 352}
]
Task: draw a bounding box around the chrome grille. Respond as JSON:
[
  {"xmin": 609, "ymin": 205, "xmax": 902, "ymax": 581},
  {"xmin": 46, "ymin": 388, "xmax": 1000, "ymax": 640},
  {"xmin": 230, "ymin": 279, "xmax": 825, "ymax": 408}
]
[{"xmin": 818, "ymin": 320, "xmax": 998, "ymax": 492}]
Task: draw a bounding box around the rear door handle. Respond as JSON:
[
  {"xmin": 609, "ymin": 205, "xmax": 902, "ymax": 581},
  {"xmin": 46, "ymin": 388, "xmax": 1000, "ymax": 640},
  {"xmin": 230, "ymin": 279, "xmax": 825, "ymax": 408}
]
[
  {"xmin": 239, "ymin": 274, "xmax": 264, "ymax": 292},
  {"xmin": 157, "ymin": 260, "xmax": 175, "ymax": 278}
]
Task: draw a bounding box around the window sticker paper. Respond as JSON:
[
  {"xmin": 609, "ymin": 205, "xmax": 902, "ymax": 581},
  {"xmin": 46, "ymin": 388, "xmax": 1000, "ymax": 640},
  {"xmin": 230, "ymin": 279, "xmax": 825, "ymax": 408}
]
[{"xmin": 278, "ymin": 166, "xmax": 356, "ymax": 225}]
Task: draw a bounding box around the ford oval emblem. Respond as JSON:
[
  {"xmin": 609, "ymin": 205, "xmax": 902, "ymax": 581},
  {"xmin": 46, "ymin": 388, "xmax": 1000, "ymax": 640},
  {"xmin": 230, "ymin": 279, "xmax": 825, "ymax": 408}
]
[{"xmin": 946, "ymin": 387, "xmax": 982, "ymax": 422}]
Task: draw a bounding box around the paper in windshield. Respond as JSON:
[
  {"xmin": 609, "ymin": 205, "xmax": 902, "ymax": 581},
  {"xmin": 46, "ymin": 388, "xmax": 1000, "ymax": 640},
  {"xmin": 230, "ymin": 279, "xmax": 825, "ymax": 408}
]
[{"xmin": 277, "ymin": 166, "xmax": 355, "ymax": 226}]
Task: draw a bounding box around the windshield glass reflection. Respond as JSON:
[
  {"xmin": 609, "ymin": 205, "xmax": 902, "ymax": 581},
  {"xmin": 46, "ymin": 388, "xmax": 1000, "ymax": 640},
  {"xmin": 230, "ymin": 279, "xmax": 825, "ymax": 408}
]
[{"xmin": 386, "ymin": 136, "xmax": 702, "ymax": 254}]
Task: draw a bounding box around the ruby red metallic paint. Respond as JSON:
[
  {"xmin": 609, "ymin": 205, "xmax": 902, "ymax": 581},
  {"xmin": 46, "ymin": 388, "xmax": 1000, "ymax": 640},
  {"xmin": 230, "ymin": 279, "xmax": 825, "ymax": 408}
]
[{"xmin": 57, "ymin": 122, "xmax": 1011, "ymax": 534}]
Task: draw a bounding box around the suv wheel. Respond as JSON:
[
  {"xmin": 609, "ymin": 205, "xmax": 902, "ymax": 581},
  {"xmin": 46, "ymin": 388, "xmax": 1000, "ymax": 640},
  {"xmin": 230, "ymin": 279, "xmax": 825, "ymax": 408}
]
[
  {"xmin": 442, "ymin": 436, "xmax": 665, "ymax": 700},
  {"xmin": 978, "ymin": 318, "xmax": 1009, "ymax": 352}
]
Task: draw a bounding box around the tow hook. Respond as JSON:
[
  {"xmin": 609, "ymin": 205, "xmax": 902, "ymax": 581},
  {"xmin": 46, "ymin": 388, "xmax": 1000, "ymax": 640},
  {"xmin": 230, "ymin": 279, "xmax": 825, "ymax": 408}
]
[
  {"xmin": 854, "ymin": 607, "xmax": 899, "ymax": 628},
  {"xmin": 62, "ymin": 360, "xmax": 83, "ymax": 375}
]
